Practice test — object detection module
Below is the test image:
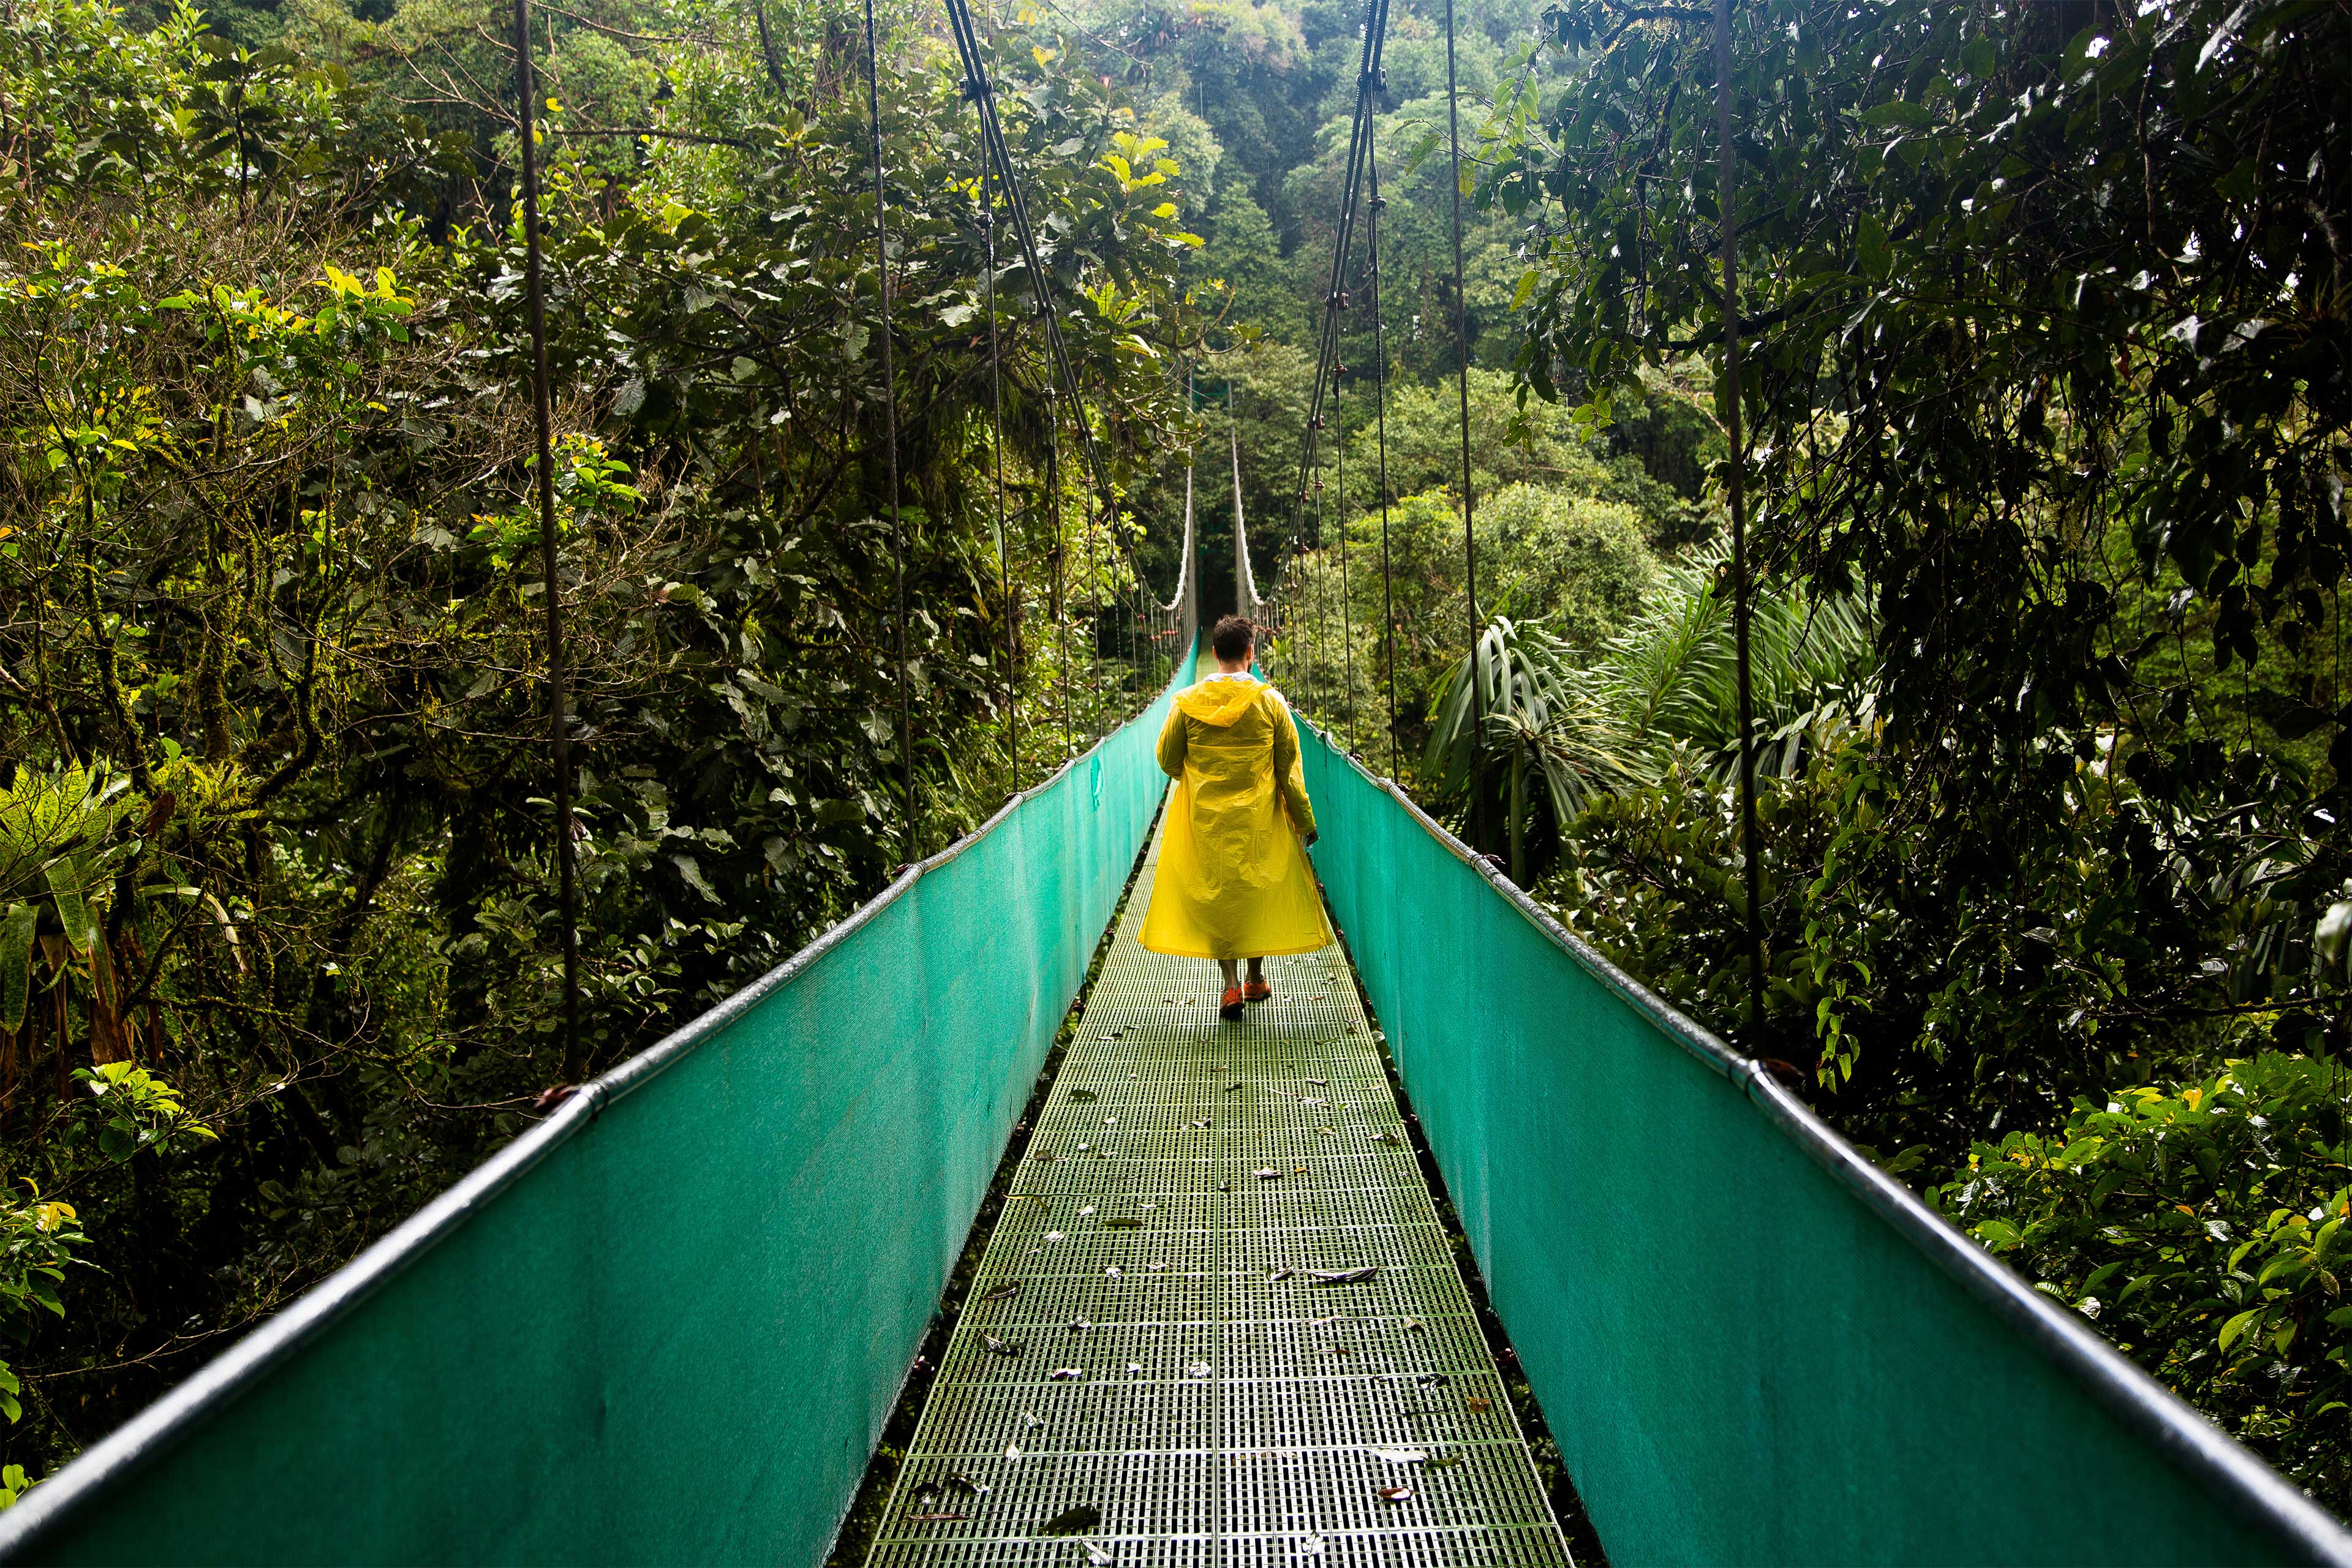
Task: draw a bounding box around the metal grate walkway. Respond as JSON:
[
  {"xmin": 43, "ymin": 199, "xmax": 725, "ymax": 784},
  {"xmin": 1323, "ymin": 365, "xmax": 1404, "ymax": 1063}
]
[{"xmin": 869, "ymin": 811, "xmax": 1573, "ymax": 1567}]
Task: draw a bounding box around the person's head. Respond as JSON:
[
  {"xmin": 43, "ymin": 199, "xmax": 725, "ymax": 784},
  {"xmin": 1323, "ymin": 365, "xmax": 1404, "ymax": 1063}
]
[{"xmin": 1210, "ymin": 615, "xmax": 1255, "ymax": 667}]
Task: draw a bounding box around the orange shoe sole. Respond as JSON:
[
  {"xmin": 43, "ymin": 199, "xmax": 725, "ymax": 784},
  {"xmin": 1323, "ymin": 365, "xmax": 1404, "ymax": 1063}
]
[{"xmin": 1219, "ymin": 986, "xmax": 1245, "ymax": 1020}]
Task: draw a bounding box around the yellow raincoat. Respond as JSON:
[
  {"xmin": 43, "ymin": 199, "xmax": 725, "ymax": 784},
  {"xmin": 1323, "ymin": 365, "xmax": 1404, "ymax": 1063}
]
[{"xmin": 1139, "ymin": 673, "xmax": 1332, "ymax": 960}]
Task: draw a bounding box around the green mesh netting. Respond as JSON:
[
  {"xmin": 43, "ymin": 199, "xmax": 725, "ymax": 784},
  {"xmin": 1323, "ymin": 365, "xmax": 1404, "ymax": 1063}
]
[
  {"xmin": 1293, "ymin": 723, "xmax": 2343, "ymax": 1567},
  {"xmin": 0, "ymin": 664, "xmax": 1193, "ymax": 1568}
]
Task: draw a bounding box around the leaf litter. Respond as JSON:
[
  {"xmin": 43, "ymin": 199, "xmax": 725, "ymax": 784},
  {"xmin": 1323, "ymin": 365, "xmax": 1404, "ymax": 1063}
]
[{"xmin": 1038, "ymin": 1504, "xmax": 1102, "ymax": 1536}]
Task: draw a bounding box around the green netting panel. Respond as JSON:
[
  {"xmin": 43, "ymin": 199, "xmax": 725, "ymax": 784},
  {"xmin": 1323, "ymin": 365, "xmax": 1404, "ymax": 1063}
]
[
  {"xmin": 0, "ymin": 662, "xmax": 1196, "ymax": 1568},
  {"xmin": 1292, "ymin": 726, "xmax": 2351, "ymax": 1568}
]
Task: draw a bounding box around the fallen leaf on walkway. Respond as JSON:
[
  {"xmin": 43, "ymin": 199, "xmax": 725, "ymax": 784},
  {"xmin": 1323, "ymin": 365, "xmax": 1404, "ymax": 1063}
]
[
  {"xmin": 1298, "ymin": 1535, "xmax": 1327, "ymax": 1557},
  {"xmin": 1047, "ymin": 1368, "xmax": 1084, "ymax": 1382},
  {"xmin": 906, "ymin": 1512, "xmax": 971, "ymax": 1523},
  {"xmin": 979, "ymin": 1281, "xmax": 1023, "ymax": 1303},
  {"xmin": 1400, "ymin": 1317, "xmax": 1425, "ymax": 1332},
  {"xmin": 1225, "ymin": 1082, "xmax": 1242, "ymax": 1092},
  {"xmin": 1466, "ymin": 1396, "xmax": 1492, "ymax": 1412},
  {"xmin": 944, "ymin": 1474, "xmax": 990, "ymax": 1498},
  {"xmin": 1370, "ymin": 1448, "xmax": 1427, "ymax": 1464},
  {"xmin": 1376, "ymin": 1486, "xmax": 1414, "ymax": 1503},
  {"xmin": 1038, "ymin": 1504, "xmax": 1102, "ymax": 1536},
  {"xmin": 1066, "ymin": 1317, "xmax": 1091, "ymax": 1333},
  {"xmin": 1069, "ymin": 1089, "xmax": 1098, "ymax": 1102},
  {"xmin": 1125, "ymin": 1361, "xmax": 1143, "ymax": 1374},
  {"xmin": 1371, "ymin": 1131, "xmax": 1400, "ymax": 1146},
  {"xmin": 1044, "ymin": 1231, "xmax": 1067, "ymax": 1242},
  {"xmin": 1104, "ymin": 1266, "xmax": 1122, "ymax": 1278},
  {"xmin": 1308, "ymin": 1267, "xmax": 1378, "ymax": 1284},
  {"xmin": 1425, "ymin": 1455, "xmax": 1463, "ymax": 1470},
  {"xmin": 1186, "ymin": 1360, "xmax": 1213, "ymax": 1378},
  {"xmin": 1255, "ymin": 1166, "xmax": 1281, "ymax": 1180},
  {"xmin": 1415, "ymin": 1371, "xmax": 1449, "ymax": 1387},
  {"xmin": 1300, "ymin": 1098, "xmax": 1328, "ymax": 1108},
  {"xmin": 1268, "ymin": 1267, "xmax": 1293, "ymax": 1281},
  {"xmin": 1084, "ymin": 1540, "xmax": 1114, "ymax": 1566},
  {"xmin": 1305, "ymin": 1078, "xmax": 1329, "ymax": 1087},
  {"xmin": 1104, "ymin": 1216, "xmax": 1144, "ymax": 1229},
  {"xmin": 1078, "ymin": 1205, "xmax": 1096, "ymax": 1218},
  {"xmin": 1004, "ymin": 1443, "xmax": 1022, "ymax": 1460},
  {"xmin": 982, "ymin": 1334, "xmax": 1024, "ymax": 1357}
]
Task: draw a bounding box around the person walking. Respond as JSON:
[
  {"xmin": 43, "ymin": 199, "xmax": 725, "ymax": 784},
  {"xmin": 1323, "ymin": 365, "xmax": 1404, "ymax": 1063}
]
[{"xmin": 1140, "ymin": 614, "xmax": 1332, "ymax": 1019}]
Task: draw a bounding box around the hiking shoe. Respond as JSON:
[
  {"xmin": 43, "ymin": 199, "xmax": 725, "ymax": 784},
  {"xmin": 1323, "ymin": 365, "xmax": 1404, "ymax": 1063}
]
[
  {"xmin": 1219, "ymin": 986, "xmax": 1245, "ymax": 1020},
  {"xmin": 1243, "ymin": 981, "xmax": 1272, "ymax": 1003}
]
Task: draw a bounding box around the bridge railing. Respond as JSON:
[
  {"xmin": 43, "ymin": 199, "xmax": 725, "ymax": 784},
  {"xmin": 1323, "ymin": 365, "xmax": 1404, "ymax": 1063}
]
[
  {"xmin": 1294, "ymin": 720, "xmax": 2352, "ymax": 1567},
  {"xmin": 0, "ymin": 661, "xmax": 1195, "ymax": 1567}
]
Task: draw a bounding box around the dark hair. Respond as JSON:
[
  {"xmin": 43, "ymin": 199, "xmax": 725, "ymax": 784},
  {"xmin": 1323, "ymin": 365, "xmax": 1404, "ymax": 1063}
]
[{"xmin": 1210, "ymin": 615, "xmax": 1256, "ymax": 662}]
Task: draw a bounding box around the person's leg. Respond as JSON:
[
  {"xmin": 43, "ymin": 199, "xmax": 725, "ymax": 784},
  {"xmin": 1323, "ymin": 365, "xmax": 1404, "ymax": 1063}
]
[
  {"xmin": 1243, "ymin": 956, "xmax": 1270, "ymax": 1002},
  {"xmin": 1218, "ymin": 957, "xmax": 1245, "ymax": 1019},
  {"xmin": 1218, "ymin": 958, "xmax": 1239, "ymax": 988}
]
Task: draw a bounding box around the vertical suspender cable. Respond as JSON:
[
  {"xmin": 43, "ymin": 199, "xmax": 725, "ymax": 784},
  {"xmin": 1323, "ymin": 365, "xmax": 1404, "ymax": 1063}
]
[
  {"xmin": 510, "ymin": 0, "xmax": 581, "ymax": 1082},
  {"xmin": 981, "ymin": 126, "xmax": 1017, "ymax": 794},
  {"xmin": 1091, "ymin": 451, "xmax": 1110, "ymax": 738},
  {"xmin": 1441, "ymin": 0, "xmax": 1482, "ymax": 853},
  {"xmin": 863, "ymin": 0, "xmax": 918, "ymax": 867},
  {"xmin": 1231, "ymin": 396, "xmax": 1264, "ymax": 624},
  {"xmin": 1308, "ymin": 485, "xmax": 1325, "ymax": 717},
  {"xmin": 1368, "ymin": 142, "xmax": 1398, "ymax": 776},
  {"xmin": 1716, "ymin": 0, "xmax": 1765, "ymax": 1031},
  {"xmin": 1048, "ymin": 421, "xmax": 1072, "ymax": 755},
  {"xmin": 1335, "ymin": 361, "xmax": 1357, "ymax": 754}
]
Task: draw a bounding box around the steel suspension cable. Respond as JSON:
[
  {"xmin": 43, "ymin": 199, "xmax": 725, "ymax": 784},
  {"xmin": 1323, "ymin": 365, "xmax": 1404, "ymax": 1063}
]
[
  {"xmin": 940, "ymin": 0, "xmax": 1115, "ymax": 507},
  {"xmin": 862, "ymin": 0, "xmax": 918, "ymax": 867},
  {"xmin": 944, "ymin": 0, "xmax": 1153, "ymax": 748},
  {"xmin": 509, "ymin": 0, "xmax": 582, "ymax": 1081},
  {"xmin": 1441, "ymin": 0, "xmax": 1482, "ymax": 853},
  {"xmin": 1367, "ymin": 141, "xmax": 1399, "ymax": 776},
  {"xmin": 1289, "ymin": 0, "xmax": 1392, "ymax": 541}
]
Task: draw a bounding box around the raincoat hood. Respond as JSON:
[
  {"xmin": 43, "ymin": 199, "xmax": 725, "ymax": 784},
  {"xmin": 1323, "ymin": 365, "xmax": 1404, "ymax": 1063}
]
[{"xmin": 1175, "ymin": 674, "xmax": 1264, "ymax": 728}]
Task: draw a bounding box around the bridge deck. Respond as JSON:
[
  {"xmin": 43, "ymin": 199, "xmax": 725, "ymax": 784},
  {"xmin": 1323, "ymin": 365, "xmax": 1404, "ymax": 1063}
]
[{"xmin": 870, "ymin": 818, "xmax": 1573, "ymax": 1567}]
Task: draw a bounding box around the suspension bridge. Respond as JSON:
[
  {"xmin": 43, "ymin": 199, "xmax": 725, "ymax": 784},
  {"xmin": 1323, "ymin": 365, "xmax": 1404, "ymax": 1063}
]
[{"xmin": 1, "ymin": 0, "xmax": 2350, "ymax": 1560}]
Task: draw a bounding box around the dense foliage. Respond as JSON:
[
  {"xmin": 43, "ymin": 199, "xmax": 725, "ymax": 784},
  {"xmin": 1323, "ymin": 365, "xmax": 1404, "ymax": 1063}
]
[
  {"xmin": 1458, "ymin": 0, "xmax": 2352, "ymax": 1504},
  {"xmin": 0, "ymin": 0, "xmax": 1202, "ymax": 1478}
]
